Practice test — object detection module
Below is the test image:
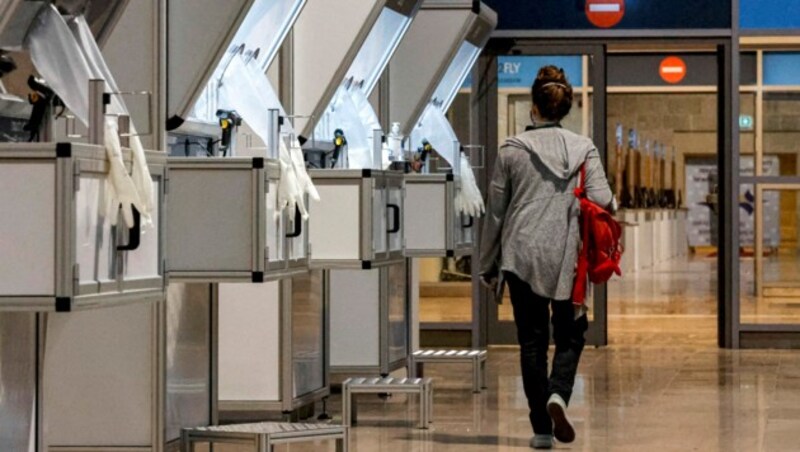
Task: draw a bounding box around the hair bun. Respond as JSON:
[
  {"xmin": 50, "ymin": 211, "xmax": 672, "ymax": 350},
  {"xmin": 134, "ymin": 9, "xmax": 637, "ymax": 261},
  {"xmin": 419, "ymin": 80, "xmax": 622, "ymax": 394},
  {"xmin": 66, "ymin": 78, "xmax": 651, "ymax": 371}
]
[{"xmin": 531, "ymin": 65, "xmax": 574, "ymax": 121}]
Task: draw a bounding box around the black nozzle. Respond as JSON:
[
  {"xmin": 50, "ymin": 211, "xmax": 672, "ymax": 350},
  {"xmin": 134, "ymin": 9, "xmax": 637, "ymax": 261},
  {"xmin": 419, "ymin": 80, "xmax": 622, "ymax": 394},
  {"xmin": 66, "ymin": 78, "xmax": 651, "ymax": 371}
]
[
  {"xmin": 330, "ymin": 129, "xmax": 347, "ymax": 168},
  {"xmin": 0, "ymin": 52, "xmax": 16, "ymax": 78}
]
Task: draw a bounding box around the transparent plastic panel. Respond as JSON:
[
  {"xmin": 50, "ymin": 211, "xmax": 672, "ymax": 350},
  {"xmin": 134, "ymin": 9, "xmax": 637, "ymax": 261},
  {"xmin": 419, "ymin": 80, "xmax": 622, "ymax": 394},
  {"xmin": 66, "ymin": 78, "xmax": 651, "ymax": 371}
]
[
  {"xmin": 431, "ymin": 41, "xmax": 480, "ymax": 113},
  {"xmin": 165, "ymin": 284, "xmax": 211, "ymax": 442},
  {"xmin": 266, "ymin": 179, "xmax": 285, "ymax": 264},
  {"xmin": 387, "ymin": 263, "xmax": 408, "ymax": 364},
  {"xmin": 344, "ymin": 8, "xmax": 411, "ymax": 96},
  {"xmin": 124, "ymin": 178, "xmax": 161, "ymax": 280},
  {"xmin": 187, "ymin": 0, "xmax": 302, "ymax": 127},
  {"xmin": 75, "ymin": 174, "xmax": 116, "ymax": 287},
  {"xmin": 292, "ymin": 270, "xmax": 325, "ymax": 397},
  {"xmin": 313, "ymin": 85, "xmax": 381, "ymax": 168},
  {"xmin": 372, "ymin": 186, "xmax": 387, "ymax": 254},
  {"xmin": 0, "ymin": 313, "xmax": 36, "ymax": 452},
  {"xmin": 455, "ymin": 207, "xmax": 475, "ymax": 249},
  {"xmin": 229, "ymin": 0, "xmax": 305, "ymax": 73},
  {"xmin": 411, "ymin": 106, "xmax": 459, "ymax": 168},
  {"xmin": 387, "ymin": 185, "xmax": 403, "ymax": 253}
]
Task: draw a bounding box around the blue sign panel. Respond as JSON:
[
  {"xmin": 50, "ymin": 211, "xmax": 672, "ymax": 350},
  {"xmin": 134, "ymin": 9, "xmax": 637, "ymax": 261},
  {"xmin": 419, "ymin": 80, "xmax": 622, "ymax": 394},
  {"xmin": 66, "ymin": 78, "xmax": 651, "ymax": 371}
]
[
  {"xmin": 741, "ymin": 0, "xmax": 800, "ymax": 30},
  {"xmin": 482, "ymin": 0, "xmax": 731, "ymax": 31},
  {"xmin": 763, "ymin": 53, "xmax": 800, "ymax": 86},
  {"xmin": 463, "ymin": 56, "xmax": 582, "ymax": 89}
]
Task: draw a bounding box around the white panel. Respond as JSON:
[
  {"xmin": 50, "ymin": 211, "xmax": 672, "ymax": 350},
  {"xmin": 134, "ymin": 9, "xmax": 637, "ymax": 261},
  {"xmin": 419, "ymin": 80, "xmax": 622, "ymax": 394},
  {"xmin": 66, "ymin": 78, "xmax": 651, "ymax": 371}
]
[
  {"xmin": 404, "ymin": 183, "xmax": 446, "ymax": 251},
  {"xmin": 330, "ymin": 269, "xmax": 380, "ymax": 367},
  {"xmin": 167, "ymin": 167, "xmax": 254, "ymax": 272},
  {"xmin": 44, "ymin": 302, "xmax": 155, "ymax": 446},
  {"xmin": 75, "ymin": 174, "xmax": 115, "ymax": 286},
  {"xmin": 292, "ymin": 0, "xmax": 381, "ymax": 136},
  {"xmin": 389, "ymin": 8, "xmax": 470, "ymax": 135},
  {"xmin": 167, "ymin": 0, "xmax": 253, "ymax": 120},
  {"xmin": 0, "ymin": 163, "xmax": 55, "ymax": 295},
  {"xmin": 218, "ymin": 282, "xmax": 281, "ymax": 402},
  {"xmin": 102, "ymin": 0, "xmax": 159, "ymax": 149},
  {"xmin": 309, "ymin": 185, "xmax": 361, "ymax": 261}
]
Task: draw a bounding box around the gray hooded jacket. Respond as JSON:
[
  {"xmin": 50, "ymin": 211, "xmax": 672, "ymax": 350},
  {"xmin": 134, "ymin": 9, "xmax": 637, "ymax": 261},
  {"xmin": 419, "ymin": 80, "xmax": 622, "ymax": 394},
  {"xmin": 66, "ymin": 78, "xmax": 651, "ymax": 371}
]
[{"xmin": 480, "ymin": 126, "xmax": 613, "ymax": 301}]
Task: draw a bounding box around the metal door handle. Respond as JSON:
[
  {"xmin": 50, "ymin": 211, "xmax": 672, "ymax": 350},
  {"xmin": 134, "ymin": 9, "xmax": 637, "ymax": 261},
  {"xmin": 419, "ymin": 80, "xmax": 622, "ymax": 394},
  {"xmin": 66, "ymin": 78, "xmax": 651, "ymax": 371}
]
[
  {"xmin": 462, "ymin": 215, "xmax": 474, "ymax": 228},
  {"xmin": 286, "ymin": 205, "xmax": 303, "ymax": 238},
  {"xmin": 387, "ymin": 204, "xmax": 401, "ymax": 234},
  {"xmin": 117, "ymin": 206, "xmax": 141, "ymax": 251}
]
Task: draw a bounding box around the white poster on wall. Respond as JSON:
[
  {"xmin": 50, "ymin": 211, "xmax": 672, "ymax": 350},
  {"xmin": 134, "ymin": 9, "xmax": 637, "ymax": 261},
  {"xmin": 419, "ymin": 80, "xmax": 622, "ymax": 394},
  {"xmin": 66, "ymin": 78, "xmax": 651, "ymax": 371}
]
[{"xmin": 685, "ymin": 156, "xmax": 780, "ymax": 247}]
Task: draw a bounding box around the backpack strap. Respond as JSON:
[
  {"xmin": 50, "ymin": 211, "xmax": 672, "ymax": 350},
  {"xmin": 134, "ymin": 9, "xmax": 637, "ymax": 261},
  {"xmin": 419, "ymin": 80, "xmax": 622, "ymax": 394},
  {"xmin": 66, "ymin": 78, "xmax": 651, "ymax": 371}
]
[{"xmin": 574, "ymin": 162, "xmax": 587, "ymax": 199}]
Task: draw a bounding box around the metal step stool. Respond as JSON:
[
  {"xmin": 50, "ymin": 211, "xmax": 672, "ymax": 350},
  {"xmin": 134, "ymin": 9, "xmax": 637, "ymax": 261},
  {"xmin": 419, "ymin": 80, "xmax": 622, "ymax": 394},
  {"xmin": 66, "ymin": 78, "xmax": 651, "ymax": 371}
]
[
  {"xmin": 410, "ymin": 349, "xmax": 488, "ymax": 393},
  {"xmin": 181, "ymin": 421, "xmax": 348, "ymax": 452},
  {"xmin": 342, "ymin": 377, "xmax": 433, "ymax": 429}
]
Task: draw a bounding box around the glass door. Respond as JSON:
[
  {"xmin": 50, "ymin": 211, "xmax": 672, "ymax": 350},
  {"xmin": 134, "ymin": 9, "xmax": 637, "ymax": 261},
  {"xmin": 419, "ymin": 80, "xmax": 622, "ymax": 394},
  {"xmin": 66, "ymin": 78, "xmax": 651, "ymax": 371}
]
[{"xmin": 486, "ymin": 44, "xmax": 608, "ymax": 346}]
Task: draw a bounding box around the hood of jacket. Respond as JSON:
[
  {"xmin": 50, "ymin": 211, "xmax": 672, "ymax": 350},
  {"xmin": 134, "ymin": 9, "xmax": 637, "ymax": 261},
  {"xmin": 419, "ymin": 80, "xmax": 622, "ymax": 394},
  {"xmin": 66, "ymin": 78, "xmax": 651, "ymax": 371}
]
[{"xmin": 504, "ymin": 126, "xmax": 595, "ymax": 181}]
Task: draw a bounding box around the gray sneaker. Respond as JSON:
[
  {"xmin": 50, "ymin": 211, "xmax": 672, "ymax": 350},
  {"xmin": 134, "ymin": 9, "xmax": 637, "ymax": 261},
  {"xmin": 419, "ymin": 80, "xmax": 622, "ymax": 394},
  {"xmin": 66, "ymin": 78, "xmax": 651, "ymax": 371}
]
[
  {"xmin": 547, "ymin": 394, "xmax": 575, "ymax": 444},
  {"xmin": 530, "ymin": 434, "xmax": 554, "ymax": 449}
]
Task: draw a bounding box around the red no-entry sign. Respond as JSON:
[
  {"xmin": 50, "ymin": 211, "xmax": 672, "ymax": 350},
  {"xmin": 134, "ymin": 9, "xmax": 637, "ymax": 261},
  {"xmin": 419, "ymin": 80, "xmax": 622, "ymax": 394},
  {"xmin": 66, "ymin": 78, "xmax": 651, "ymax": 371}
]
[
  {"xmin": 659, "ymin": 56, "xmax": 687, "ymax": 84},
  {"xmin": 586, "ymin": 0, "xmax": 625, "ymax": 29}
]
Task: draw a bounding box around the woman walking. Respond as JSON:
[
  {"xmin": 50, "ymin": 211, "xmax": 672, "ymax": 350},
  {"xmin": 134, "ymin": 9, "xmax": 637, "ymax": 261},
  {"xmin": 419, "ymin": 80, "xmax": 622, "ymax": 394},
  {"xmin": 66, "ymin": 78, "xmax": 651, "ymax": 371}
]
[{"xmin": 480, "ymin": 66, "xmax": 613, "ymax": 449}]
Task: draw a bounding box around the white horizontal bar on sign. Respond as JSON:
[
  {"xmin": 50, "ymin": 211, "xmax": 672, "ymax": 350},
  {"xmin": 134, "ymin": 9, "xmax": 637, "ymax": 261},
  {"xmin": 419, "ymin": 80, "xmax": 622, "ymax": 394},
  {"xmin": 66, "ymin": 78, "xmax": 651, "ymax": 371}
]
[
  {"xmin": 661, "ymin": 67, "xmax": 686, "ymax": 74},
  {"xmin": 589, "ymin": 4, "xmax": 621, "ymax": 12}
]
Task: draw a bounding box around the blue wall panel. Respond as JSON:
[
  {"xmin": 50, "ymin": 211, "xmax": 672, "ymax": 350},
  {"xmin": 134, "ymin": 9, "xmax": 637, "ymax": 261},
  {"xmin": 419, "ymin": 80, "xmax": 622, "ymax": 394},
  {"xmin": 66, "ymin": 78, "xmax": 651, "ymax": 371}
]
[
  {"xmin": 741, "ymin": 0, "xmax": 800, "ymax": 30},
  {"xmin": 763, "ymin": 53, "xmax": 800, "ymax": 86}
]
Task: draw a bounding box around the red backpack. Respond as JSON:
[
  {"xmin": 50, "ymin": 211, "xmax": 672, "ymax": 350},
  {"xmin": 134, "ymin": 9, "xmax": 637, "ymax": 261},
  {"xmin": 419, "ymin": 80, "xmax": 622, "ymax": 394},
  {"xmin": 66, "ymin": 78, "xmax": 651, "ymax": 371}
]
[{"xmin": 572, "ymin": 163, "xmax": 624, "ymax": 305}]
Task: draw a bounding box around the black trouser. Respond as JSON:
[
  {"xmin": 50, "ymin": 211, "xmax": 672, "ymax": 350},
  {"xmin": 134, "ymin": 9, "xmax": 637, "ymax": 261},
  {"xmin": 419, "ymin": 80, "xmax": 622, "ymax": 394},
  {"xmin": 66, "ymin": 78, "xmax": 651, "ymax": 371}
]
[{"xmin": 505, "ymin": 272, "xmax": 588, "ymax": 435}]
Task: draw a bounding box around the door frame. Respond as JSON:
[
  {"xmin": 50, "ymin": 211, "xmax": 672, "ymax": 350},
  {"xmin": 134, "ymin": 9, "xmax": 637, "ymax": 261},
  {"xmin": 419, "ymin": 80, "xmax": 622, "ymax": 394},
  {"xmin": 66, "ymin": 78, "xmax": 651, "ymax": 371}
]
[
  {"xmin": 473, "ymin": 38, "xmax": 738, "ymax": 348},
  {"xmin": 478, "ymin": 43, "xmax": 608, "ymax": 346}
]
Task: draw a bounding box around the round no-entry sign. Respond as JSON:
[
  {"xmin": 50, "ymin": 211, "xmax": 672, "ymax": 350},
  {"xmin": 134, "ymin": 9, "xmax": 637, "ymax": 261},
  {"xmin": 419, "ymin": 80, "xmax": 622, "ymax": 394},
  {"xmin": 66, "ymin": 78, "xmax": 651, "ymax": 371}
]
[
  {"xmin": 659, "ymin": 56, "xmax": 687, "ymax": 84},
  {"xmin": 586, "ymin": 0, "xmax": 625, "ymax": 29}
]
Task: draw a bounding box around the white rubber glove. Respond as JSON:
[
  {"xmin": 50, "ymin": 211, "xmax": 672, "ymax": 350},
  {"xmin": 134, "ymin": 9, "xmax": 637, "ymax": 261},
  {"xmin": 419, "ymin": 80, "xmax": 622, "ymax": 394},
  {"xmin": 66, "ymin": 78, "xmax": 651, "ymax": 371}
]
[
  {"xmin": 128, "ymin": 132, "xmax": 154, "ymax": 228},
  {"xmin": 455, "ymin": 154, "xmax": 485, "ymax": 218},
  {"xmin": 288, "ymin": 137, "xmax": 320, "ymax": 202},
  {"xmin": 277, "ymin": 138, "xmax": 308, "ymax": 220},
  {"xmin": 104, "ymin": 117, "xmax": 145, "ymax": 228}
]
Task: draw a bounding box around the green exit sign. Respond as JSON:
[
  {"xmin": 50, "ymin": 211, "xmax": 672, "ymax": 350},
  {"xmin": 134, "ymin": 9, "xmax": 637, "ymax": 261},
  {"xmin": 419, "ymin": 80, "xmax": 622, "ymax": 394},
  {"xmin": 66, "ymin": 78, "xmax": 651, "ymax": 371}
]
[{"xmin": 740, "ymin": 115, "xmax": 754, "ymax": 130}]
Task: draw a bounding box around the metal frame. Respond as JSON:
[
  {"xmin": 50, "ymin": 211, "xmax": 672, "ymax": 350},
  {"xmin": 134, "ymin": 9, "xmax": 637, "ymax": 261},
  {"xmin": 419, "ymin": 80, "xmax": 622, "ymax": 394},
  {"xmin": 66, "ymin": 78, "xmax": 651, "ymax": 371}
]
[
  {"xmin": 212, "ymin": 278, "xmax": 330, "ymax": 424},
  {"xmin": 472, "ymin": 32, "xmax": 743, "ymax": 348},
  {"xmin": 308, "ymin": 170, "xmax": 406, "ymax": 269},
  {"xmin": 214, "ymin": 271, "xmax": 330, "ymax": 420},
  {"xmin": 478, "ymin": 43, "xmax": 608, "ymax": 346},
  {"xmin": 181, "ymin": 422, "xmax": 348, "ymax": 452},
  {"xmin": 41, "ymin": 294, "xmax": 166, "ymax": 452},
  {"xmin": 166, "ymin": 157, "xmax": 307, "ymax": 283},
  {"xmin": 403, "ymin": 174, "xmax": 474, "ymax": 257},
  {"xmin": 0, "ymin": 142, "xmax": 165, "ymax": 312},
  {"xmin": 329, "ymin": 261, "xmax": 411, "ymax": 379}
]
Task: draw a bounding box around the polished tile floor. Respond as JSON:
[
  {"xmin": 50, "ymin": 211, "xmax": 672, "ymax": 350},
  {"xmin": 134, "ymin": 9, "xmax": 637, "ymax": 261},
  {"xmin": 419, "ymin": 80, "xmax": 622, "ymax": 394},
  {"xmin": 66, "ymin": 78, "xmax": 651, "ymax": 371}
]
[
  {"xmin": 343, "ymin": 257, "xmax": 799, "ymax": 451},
  {"xmin": 250, "ymin": 344, "xmax": 800, "ymax": 452},
  {"xmin": 219, "ymin": 256, "xmax": 800, "ymax": 451}
]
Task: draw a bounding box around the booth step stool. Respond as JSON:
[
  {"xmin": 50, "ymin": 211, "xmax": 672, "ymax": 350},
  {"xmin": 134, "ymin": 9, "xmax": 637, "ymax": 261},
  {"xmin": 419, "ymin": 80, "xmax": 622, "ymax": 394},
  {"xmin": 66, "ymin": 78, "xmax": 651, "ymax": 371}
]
[
  {"xmin": 342, "ymin": 377, "xmax": 433, "ymax": 429},
  {"xmin": 410, "ymin": 350, "xmax": 488, "ymax": 393},
  {"xmin": 181, "ymin": 422, "xmax": 348, "ymax": 452}
]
